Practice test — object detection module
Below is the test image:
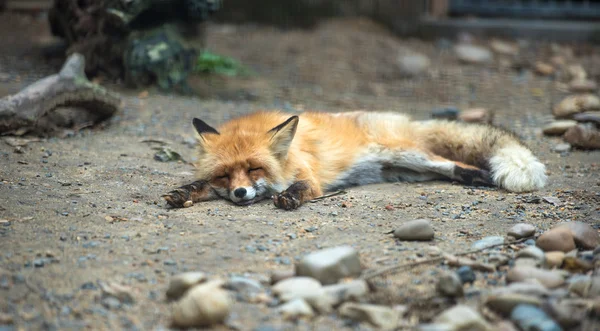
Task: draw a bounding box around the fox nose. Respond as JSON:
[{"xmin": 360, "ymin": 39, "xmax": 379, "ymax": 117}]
[{"xmin": 233, "ymin": 188, "xmax": 247, "ymax": 198}]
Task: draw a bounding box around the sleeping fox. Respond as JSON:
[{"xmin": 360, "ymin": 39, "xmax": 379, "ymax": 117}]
[{"xmin": 163, "ymin": 111, "xmax": 547, "ymax": 210}]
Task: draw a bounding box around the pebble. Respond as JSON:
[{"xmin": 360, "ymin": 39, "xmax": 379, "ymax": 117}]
[
  {"xmin": 553, "ymin": 94, "xmax": 600, "ymax": 118},
  {"xmin": 434, "ymin": 305, "xmax": 493, "ymax": 331},
  {"xmin": 490, "ymin": 40, "xmax": 519, "ymax": 56},
  {"xmin": 456, "ymin": 266, "xmax": 476, "ymax": 284},
  {"xmin": 546, "ymin": 300, "xmax": 587, "ymax": 329},
  {"xmin": 552, "ymin": 143, "xmax": 571, "ymax": 153},
  {"xmin": 573, "ymin": 111, "xmax": 600, "ymax": 125},
  {"xmin": 338, "ymin": 303, "xmax": 399, "ymax": 330},
  {"xmin": 514, "ymin": 257, "xmax": 541, "ymax": 268},
  {"xmin": 568, "ymin": 64, "xmax": 587, "ymax": 80},
  {"xmin": 454, "ymin": 44, "xmax": 493, "ymax": 64},
  {"xmin": 510, "ymin": 304, "xmax": 562, "ymax": 331},
  {"xmin": 323, "ymin": 279, "xmax": 369, "ymax": 306},
  {"xmin": 491, "ymin": 282, "xmax": 550, "ymax": 297},
  {"xmin": 569, "ymin": 79, "xmax": 597, "ymax": 93},
  {"xmin": 171, "ymin": 280, "xmax": 231, "ymax": 328},
  {"xmin": 272, "ymin": 277, "xmax": 324, "ymax": 302},
  {"xmin": 471, "ymin": 236, "xmax": 504, "ymax": 250},
  {"xmin": 393, "ymin": 219, "xmax": 434, "ymax": 241},
  {"xmin": 516, "ymin": 246, "xmax": 545, "ymax": 264},
  {"xmin": 568, "ymin": 275, "xmax": 592, "ymax": 297},
  {"xmin": 545, "ymin": 251, "xmax": 565, "ymax": 268},
  {"xmin": 397, "ymin": 53, "xmax": 431, "ymax": 77},
  {"xmin": 542, "ymin": 120, "xmax": 578, "ymax": 136},
  {"xmin": 564, "ymin": 123, "xmax": 600, "ymax": 149},
  {"xmin": 431, "ymin": 107, "xmax": 460, "ymax": 120},
  {"xmin": 536, "ymin": 227, "xmax": 576, "ymax": 252},
  {"xmin": 507, "ymin": 223, "xmax": 536, "ymax": 239},
  {"xmin": 100, "ymin": 282, "xmax": 134, "ymax": 305},
  {"xmin": 224, "ymin": 276, "xmax": 264, "ymax": 301},
  {"xmin": 534, "ymin": 62, "xmax": 555, "ymax": 76},
  {"xmin": 295, "ymin": 246, "xmax": 362, "ymax": 285},
  {"xmin": 436, "ymin": 271, "xmax": 464, "ymax": 298},
  {"xmin": 485, "ymin": 293, "xmax": 542, "ymax": 316},
  {"xmin": 166, "ymin": 272, "xmax": 207, "ymax": 301},
  {"xmin": 506, "ymin": 266, "xmax": 565, "ymax": 288},
  {"xmin": 459, "ymin": 108, "xmax": 493, "ymax": 124},
  {"xmin": 277, "ymin": 298, "xmax": 314, "ymax": 319},
  {"xmin": 556, "ymin": 221, "xmax": 600, "ymax": 250},
  {"xmin": 270, "ymin": 269, "xmax": 295, "ymax": 284},
  {"xmin": 101, "ymin": 296, "xmax": 122, "ymax": 310}
]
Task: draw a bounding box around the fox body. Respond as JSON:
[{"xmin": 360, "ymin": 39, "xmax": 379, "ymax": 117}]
[{"xmin": 164, "ymin": 111, "xmax": 547, "ymax": 210}]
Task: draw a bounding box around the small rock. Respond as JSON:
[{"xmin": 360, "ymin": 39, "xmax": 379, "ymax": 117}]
[
  {"xmin": 472, "ymin": 236, "xmax": 504, "ymax": 250},
  {"xmin": 542, "ymin": 120, "xmax": 578, "ymax": 136},
  {"xmin": 455, "ymin": 44, "xmax": 493, "ymax": 64},
  {"xmin": 272, "ymin": 277, "xmax": 324, "ymax": 302},
  {"xmin": 270, "ymin": 269, "xmax": 295, "ymax": 284},
  {"xmin": 458, "ymin": 108, "xmax": 493, "ymax": 124},
  {"xmin": 553, "ymin": 94, "xmax": 600, "ymax": 118},
  {"xmin": 100, "ymin": 282, "xmax": 134, "ymax": 305},
  {"xmin": 434, "ymin": 305, "xmax": 493, "ymax": 331},
  {"xmin": 569, "ymin": 79, "xmax": 597, "ymax": 93},
  {"xmin": 338, "ymin": 303, "xmax": 399, "ymax": 330},
  {"xmin": 564, "ymin": 123, "xmax": 600, "ymax": 149},
  {"xmin": 490, "ymin": 40, "xmax": 519, "ymax": 56},
  {"xmin": 507, "ymin": 223, "xmax": 536, "ymax": 239},
  {"xmin": 573, "ymin": 111, "xmax": 600, "ymax": 125},
  {"xmin": 534, "ymin": 62, "xmax": 555, "ymax": 76},
  {"xmin": 563, "ymin": 256, "xmax": 593, "ymax": 273},
  {"xmin": 546, "ymin": 299, "xmax": 587, "ymax": 329},
  {"xmin": 506, "ymin": 266, "xmax": 565, "ymax": 288},
  {"xmin": 514, "ymin": 257, "xmax": 541, "ymax": 268},
  {"xmin": 397, "ymin": 53, "xmax": 431, "ymax": 77},
  {"xmin": 224, "ymin": 276, "xmax": 264, "ymax": 301},
  {"xmin": 295, "ymin": 246, "xmax": 362, "ymax": 285},
  {"xmin": 323, "ymin": 279, "xmax": 369, "ymax": 306},
  {"xmin": 0, "ymin": 312, "xmax": 13, "ymax": 324},
  {"xmin": 436, "ymin": 271, "xmax": 464, "ymax": 298},
  {"xmin": 516, "ymin": 246, "xmax": 545, "ymax": 264},
  {"xmin": 545, "ymin": 251, "xmax": 565, "ymax": 268},
  {"xmin": 568, "ymin": 275, "xmax": 592, "ymax": 297},
  {"xmin": 567, "ymin": 64, "xmax": 587, "ymax": 80},
  {"xmin": 456, "ymin": 266, "xmax": 476, "ymax": 284},
  {"xmin": 485, "ymin": 293, "xmax": 542, "ymax": 316},
  {"xmin": 102, "ymin": 296, "xmax": 122, "ymax": 310},
  {"xmin": 166, "ymin": 272, "xmax": 207, "ymax": 301},
  {"xmin": 510, "ymin": 304, "xmax": 562, "ymax": 331},
  {"xmin": 491, "ymin": 282, "xmax": 550, "ymax": 297},
  {"xmin": 536, "ymin": 227, "xmax": 576, "ymax": 252},
  {"xmin": 171, "ymin": 280, "xmax": 231, "ymax": 329},
  {"xmin": 552, "ymin": 143, "xmax": 571, "ymax": 154},
  {"xmin": 556, "ymin": 221, "xmax": 600, "ymax": 249},
  {"xmin": 393, "ymin": 219, "xmax": 434, "ymax": 241},
  {"xmin": 277, "ymin": 298, "xmax": 314, "ymax": 319},
  {"xmin": 431, "ymin": 107, "xmax": 460, "ymax": 120}
]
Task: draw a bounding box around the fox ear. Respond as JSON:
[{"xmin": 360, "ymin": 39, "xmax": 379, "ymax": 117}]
[
  {"xmin": 193, "ymin": 118, "xmax": 219, "ymax": 140},
  {"xmin": 268, "ymin": 116, "xmax": 299, "ymax": 158}
]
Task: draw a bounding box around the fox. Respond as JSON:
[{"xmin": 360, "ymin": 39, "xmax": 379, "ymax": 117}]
[{"xmin": 163, "ymin": 110, "xmax": 547, "ymax": 210}]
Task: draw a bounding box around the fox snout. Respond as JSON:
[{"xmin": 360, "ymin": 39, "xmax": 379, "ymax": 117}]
[{"xmin": 229, "ymin": 185, "xmax": 258, "ymax": 205}]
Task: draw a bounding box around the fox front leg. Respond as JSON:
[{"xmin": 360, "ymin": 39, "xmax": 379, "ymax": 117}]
[
  {"xmin": 163, "ymin": 180, "xmax": 218, "ymax": 208},
  {"xmin": 273, "ymin": 180, "xmax": 322, "ymax": 210}
]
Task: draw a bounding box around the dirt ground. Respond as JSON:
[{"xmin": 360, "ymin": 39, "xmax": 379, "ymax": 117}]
[{"xmin": 0, "ymin": 13, "xmax": 599, "ymax": 331}]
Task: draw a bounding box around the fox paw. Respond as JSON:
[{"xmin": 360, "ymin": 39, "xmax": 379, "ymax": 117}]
[
  {"xmin": 162, "ymin": 189, "xmax": 193, "ymax": 208},
  {"xmin": 273, "ymin": 191, "xmax": 301, "ymax": 210}
]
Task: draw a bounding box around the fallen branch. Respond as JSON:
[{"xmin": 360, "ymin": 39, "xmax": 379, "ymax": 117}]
[
  {"xmin": 361, "ymin": 238, "xmax": 528, "ymax": 280},
  {"xmin": 309, "ymin": 190, "xmax": 347, "ymax": 202},
  {"xmin": 0, "ymin": 53, "xmax": 120, "ymax": 136}
]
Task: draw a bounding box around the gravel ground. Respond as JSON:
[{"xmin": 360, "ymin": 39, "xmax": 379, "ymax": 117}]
[{"xmin": 0, "ymin": 13, "xmax": 599, "ymax": 330}]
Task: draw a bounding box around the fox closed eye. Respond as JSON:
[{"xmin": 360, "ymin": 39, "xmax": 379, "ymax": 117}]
[{"xmin": 249, "ymin": 167, "xmax": 262, "ymax": 172}]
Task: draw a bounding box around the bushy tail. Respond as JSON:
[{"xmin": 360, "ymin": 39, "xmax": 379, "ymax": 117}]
[{"xmin": 419, "ymin": 121, "xmax": 547, "ymax": 192}]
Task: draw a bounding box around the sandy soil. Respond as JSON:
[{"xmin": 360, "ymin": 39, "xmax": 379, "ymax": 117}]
[{"xmin": 0, "ymin": 13, "xmax": 599, "ymax": 330}]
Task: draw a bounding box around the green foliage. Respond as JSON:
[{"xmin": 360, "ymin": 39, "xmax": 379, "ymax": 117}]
[{"xmin": 194, "ymin": 51, "xmax": 252, "ymax": 77}]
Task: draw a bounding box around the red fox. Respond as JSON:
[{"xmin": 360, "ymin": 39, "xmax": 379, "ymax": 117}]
[{"xmin": 163, "ymin": 111, "xmax": 547, "ymax": 210}]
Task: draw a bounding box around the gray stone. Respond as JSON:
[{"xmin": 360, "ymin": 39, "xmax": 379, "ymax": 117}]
[
  {"xmin": 295, "ymin": 246, "xmax": 362, "ymax": 285},
  {"xmin": 272, "ymin": 277, "xmax": 324, "ymax": 302},
  {"xmin": 516, "ymin": 246, "xmax": 546, "ymax": 264},
  {"xmin": 455, "ymin": 44, "xmax": 493, "ymax": 64},
  {"xmin": 323, "ymin": 279, "xmax": 369, "ymax": 306},
  {"xmin": 556, "ymin": 222, "xmax": 600, "ymax": 250},
  {"xmin": 393, "ymin": 219, "xmax": 434, "ymax": 241},
  {"xmin": 553, "ymin": 94, "xmax": 600, "ymax": 118},
  {"xmin": 171, "ymin": 280, "xmax": 231, "ymax": 328},
  {"xmin": 506, "ymin": 266, "xmax": 566, "ymax": 289},
  {"xmin": 510, "ymin": 304, "xmax": 562, "ymax": 331},
  {"xmin": 436, "ymin": 271, "xmax": 464, "ymax": 298},
  {"xmin": 542, "ymin": 120, "xmax": 578, "ymax": 136},
  {"xmin": 397, "ymin": 53, "xmax": 431, "ymax": 77},
  {"xmin": 507, "ymin": 223, "xmax": 536, "ymax": 239},
  {"xmin": 277, "ymin": 298, "xmax": 314, "ymax": 319},
  {"xmin": 471, "ymin": 236, "xmax": 504, "ymax": 250},
  {"xmin": 338, "ymin": 303, "xmax": 399, "ymax": 329},
  {"xmin": 166, "ymin": 272, "xmax": 207, "ymax": 301},
  {"xmin": 485, "ymin": 293, "xmax": 543, "ymax": 316},
  {"xmin": 552, "ymin": 143, "xmax": 571, "ymax": 153},
  {"xmin": 536, "ymin": 227, "xmax": 576, "ymax": 253},
  {"xmin": 490, "ymin": 40, "xmax": 519, "ymax": 56},
  {"xmin": 434, "ymin": 305, "xmax": 493, "ymax": 331},
  {"xmin": 491, "ymin": 282, "xmax": 550, "ymax": 297},
  {"xmin": 546, "ymin": 300, "xmax": 586, "ymax": 329}
]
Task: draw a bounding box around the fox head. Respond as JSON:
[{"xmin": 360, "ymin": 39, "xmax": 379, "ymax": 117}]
[{"xmin": 192, "ymin": 114, "xmax": 299, "ymax": 205}]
